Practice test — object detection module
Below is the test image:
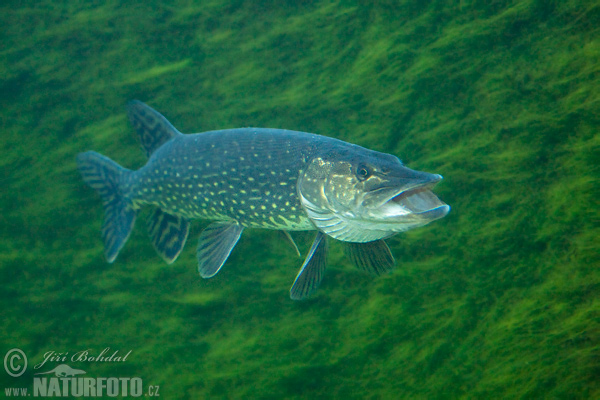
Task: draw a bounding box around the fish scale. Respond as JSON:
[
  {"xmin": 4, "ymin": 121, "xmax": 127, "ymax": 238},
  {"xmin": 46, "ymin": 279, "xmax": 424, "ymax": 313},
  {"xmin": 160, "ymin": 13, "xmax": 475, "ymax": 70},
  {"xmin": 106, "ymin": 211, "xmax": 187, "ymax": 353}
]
[
  {"xmin": 77, "ymin": 101, "xmax": 449, "ymax": 300},
  {"xmin": 127, "ymin": 128, "xmax": 333, "ymax": 229}
]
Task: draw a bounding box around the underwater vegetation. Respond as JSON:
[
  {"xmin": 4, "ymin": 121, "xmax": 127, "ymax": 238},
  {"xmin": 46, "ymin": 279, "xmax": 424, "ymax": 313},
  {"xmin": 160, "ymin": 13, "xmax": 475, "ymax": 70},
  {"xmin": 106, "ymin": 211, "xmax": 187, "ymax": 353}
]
[{"xmin": 1, "ymin": 0, "xmax": 599, "ymax": 398}]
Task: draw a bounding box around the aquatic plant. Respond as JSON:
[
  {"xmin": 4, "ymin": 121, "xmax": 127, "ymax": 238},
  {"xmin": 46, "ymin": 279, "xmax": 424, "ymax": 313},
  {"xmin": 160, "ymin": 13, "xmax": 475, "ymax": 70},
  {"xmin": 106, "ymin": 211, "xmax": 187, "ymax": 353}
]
[{"xmin": 1, "ymin": 0, "xmax": 598, "ymax": 397}]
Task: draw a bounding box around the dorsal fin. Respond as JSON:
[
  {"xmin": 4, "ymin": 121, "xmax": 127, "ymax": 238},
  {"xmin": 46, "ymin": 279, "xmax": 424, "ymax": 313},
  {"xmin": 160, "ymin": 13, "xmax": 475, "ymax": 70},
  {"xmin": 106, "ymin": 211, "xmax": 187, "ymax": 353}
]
[{"xmin": 127, "ymin": 100, "xmax": 180, "ymax": 158}]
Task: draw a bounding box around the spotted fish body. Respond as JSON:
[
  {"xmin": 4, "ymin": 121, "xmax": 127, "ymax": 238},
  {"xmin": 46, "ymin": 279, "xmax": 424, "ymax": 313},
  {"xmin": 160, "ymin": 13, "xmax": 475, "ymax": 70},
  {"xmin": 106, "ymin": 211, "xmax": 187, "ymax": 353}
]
[
  {"xmin": 78, "ymin": 101, "xmax": 450, "ymax": 300},
  {"xmin": 127, "ymin": 128, "xmax": 330, "ymax": 230}
]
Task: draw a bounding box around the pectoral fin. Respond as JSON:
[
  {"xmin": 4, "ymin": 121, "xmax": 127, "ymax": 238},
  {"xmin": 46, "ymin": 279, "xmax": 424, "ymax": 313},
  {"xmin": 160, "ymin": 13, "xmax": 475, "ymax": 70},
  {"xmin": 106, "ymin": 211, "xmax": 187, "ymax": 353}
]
[
  {"xmin": 196, "ymin": 221, "xmax": 244, "ymax": 278},
  {"xmin": 281, "ymin": 231, "xmax": 301, "ymax": 257},
  {"xmin": 344, "ymin": 239, "xmax": 395, "ymax": 276},
  {"xmin": 290, "ymin": 232, "xmax": 327, "ymax": 300},
  {"xmin": 147, "ymin": 208, "xmax": 189, "ymax": 264}
]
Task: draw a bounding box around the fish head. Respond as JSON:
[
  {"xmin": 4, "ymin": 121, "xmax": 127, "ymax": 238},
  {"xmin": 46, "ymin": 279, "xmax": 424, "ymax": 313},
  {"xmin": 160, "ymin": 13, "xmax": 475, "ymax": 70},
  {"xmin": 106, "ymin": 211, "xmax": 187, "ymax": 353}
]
[{"xmin": 298, "ymin": 146, "xmax": 450, "ymax": 242}]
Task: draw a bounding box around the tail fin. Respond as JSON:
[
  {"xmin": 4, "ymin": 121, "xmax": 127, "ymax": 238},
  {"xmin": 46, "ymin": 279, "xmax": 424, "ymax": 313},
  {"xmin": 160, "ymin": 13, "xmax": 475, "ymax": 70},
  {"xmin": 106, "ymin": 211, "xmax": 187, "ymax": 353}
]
[{"xmin": 76, "ymin": 151, "xmax": 137, "ymax": 263}]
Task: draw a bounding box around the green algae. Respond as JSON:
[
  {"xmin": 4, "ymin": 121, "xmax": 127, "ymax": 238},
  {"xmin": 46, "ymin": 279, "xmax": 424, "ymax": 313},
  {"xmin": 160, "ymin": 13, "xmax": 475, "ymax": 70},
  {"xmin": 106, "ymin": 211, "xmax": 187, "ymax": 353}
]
[
  {"xmin": 120, "ymin": 60, "xmax": 192, "ymax": 86},
  {"xmin": 1, "ymin": 0, "xmax": 599, "ymax": 398}
]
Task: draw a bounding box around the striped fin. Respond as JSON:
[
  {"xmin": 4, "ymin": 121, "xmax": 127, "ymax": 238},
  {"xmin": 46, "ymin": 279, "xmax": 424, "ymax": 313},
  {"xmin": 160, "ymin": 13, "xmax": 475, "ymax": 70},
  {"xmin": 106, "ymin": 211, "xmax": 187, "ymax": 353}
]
[
  {"xmin": 76, "ymin": 151, "xmax": 136, "ymax": 263},
  {"xmin": 344, "ymin": 240, "xmax": 395, "ymax": 276},
  {"xmin": 196, "ymin": 221, "xmax": 244, "ymax": 278},
  {"xmin": 127, "ymin": 100, "xmax": 180, "ymax": 158},
  {"xmin": 290, "ymin": 232, "xmax": 327, "ymax": 300},
  {"xmin": 147, "ymin": 208, "xmax": 190, "ymax": 264}
]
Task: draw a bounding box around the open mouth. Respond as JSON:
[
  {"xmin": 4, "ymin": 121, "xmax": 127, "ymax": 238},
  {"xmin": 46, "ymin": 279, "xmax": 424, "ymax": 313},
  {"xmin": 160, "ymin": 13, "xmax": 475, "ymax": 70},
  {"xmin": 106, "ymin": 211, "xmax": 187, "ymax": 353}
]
[{"xmin": 390, "ymin": 184, "xmax": 450, "ymax": 219}]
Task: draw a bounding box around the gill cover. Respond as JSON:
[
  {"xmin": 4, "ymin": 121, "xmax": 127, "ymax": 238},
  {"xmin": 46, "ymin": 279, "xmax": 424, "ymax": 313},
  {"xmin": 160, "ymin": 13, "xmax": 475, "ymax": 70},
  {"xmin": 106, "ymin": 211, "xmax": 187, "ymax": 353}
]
[
  {"xmin": 298, "ymin": 156, "xmax": 386, "ymax": 242},
  {"xmin": 298, "ymin": 152, "xmax": 449, "ymax": 243}
]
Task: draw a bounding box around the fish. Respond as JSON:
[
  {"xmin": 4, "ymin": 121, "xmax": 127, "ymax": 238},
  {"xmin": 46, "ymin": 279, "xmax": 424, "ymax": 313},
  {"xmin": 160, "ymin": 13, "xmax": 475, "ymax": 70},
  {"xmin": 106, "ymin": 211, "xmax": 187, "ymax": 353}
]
[{"xmin": 77, "ymin": 101, "xmax": 450, "ymax": 300}]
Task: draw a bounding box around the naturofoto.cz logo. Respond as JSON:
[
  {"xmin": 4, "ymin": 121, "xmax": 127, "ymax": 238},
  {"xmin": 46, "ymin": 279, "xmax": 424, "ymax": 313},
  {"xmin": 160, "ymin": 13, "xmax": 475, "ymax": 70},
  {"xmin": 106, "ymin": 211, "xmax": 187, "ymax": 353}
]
[
  {"xmin": 33, "ymin": 372, "xmax": 145, "ymax": 397},
  {"xmin": 3, "ymin": 348, "xmax": 160, "ymax": 398}
]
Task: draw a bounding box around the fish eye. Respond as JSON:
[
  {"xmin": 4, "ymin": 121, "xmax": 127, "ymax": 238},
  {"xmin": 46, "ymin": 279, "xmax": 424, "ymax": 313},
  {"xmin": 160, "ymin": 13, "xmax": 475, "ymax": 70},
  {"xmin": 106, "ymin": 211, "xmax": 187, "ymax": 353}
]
[{"xmin": 356, "ymin": 164, "xmax": 370, "ymax": 181}]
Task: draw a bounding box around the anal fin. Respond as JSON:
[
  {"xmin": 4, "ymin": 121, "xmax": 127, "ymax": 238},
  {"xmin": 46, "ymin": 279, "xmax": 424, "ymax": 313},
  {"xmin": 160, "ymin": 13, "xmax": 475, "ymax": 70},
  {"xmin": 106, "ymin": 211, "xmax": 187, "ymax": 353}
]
[
  {"xmin": 147, "ymin": 208, "xmax": 190, "ymax": 264},
  {"xmin": 290, "ymin": 232, "xmax": 327, "ymax": 300},
  {"xmin": 197, "ymin": 221, "xmax": 244, "ymax": 278},
  {"xmin": 344, "ymin": 239, "xmax": 395, "ymax": 276}
]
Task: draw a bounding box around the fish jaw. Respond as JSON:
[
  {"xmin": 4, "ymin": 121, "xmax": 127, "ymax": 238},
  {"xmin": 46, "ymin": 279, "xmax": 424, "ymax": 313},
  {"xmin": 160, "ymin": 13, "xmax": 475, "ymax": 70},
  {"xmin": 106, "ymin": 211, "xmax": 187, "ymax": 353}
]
[
  {"xmin": 298, "ymin": 157, "xmax": 450, "ymax": 243},
  {"xmin": 358, "ymin": 172, "xmax": 450, "ymax": 230},
  {"xmin": 300, "ymin": 167, "xmax": 450, "ymax": 243},
  {"xmin": 374, "ymin": 182, "xmax": 450, "ymax": 223}
]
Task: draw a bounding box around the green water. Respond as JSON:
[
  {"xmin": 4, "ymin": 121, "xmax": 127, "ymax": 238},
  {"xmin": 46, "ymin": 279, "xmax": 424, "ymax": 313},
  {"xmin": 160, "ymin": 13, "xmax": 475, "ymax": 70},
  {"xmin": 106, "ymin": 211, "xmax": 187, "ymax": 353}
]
[{"xmin": 1, "ymin": 1, "xmax": 598, "ymax": 398}]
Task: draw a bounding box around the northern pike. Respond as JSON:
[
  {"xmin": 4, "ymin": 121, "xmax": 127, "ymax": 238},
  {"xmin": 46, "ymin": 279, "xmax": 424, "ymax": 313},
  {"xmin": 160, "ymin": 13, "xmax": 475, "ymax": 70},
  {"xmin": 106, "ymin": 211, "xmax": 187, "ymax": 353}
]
[{"xmin": 77, "ymin": 101, "xmax": 450, "ymax": 299}]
